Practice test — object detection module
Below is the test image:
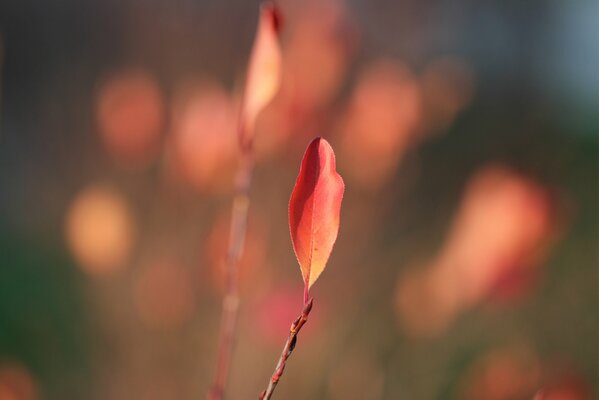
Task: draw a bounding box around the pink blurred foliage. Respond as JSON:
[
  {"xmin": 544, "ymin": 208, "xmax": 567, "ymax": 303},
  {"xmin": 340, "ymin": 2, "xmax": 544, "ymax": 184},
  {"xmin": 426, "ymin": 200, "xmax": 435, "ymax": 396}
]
[
  {"xmin": 338, "ymin": 60, "xmax": 423, "ymax": 188},
  {"xmin": 457, "ymin": 344, "xmax": 542, "ymax": 400},
  {"xmin": 250, "ymin": 285, "xmax": 324, "ymax": 346},
  {"xmin": 95, "ymin": 69, "xmax": 165, "ymax": 169},
  {"xmin": 534, "ymin": 372, "xmax": 593, "ymax": 400},
  {"xmin": 458, "ymin": 346, "xmax": 592, "ymax": 400},
  {"xmin": 337, "ymin": 55, "xmax": 476, "ymax": 189},
  {"xmin": 396, "ymin": 165, "xmax": 560, "ymax": 337},
  {"xmin": 441, "ymin": 165, "xmax": 557, "ymax": 303},
  {"xmin": 166, "ymin": 79, "xmax": 239, "ymax": 194}
]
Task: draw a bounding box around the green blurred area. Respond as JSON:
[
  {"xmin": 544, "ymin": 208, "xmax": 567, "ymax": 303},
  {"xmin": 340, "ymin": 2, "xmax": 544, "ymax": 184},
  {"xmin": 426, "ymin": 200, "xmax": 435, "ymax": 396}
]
[{"xmin": 0, "ymin": 229, "xmax": 90, "ymax": 398}]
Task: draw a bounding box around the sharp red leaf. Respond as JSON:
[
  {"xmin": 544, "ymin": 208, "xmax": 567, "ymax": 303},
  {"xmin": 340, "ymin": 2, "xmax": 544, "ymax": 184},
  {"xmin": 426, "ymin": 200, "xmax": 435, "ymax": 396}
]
[{"xmin": 289, "ymin": 138, "xmax": 345, "ymax": 296}]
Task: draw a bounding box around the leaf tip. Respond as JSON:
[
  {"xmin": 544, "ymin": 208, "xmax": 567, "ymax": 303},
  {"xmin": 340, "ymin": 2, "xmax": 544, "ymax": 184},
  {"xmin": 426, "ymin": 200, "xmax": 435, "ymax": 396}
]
[
  {"xmin": 262, "ymin": 2, "xmax": 283, "ymax": 34},
  {"xmin": 240, "ymin": 2, "xmax": 284, "ymax": 147}
]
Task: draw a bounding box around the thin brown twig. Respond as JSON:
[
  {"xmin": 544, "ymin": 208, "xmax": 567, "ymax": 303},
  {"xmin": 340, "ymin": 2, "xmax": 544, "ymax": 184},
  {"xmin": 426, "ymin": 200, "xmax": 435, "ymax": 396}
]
[
  {"xmin": 208, "ymin": 148, "xmax": 254, "ymax": 400},
  {"xmin": 259, "ymin": 298, "xmax": 314, "ymax": 400}
]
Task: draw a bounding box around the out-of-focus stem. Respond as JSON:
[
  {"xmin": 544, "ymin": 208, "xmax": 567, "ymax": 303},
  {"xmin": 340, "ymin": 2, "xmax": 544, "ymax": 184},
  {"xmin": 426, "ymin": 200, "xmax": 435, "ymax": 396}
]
[
  {"xmin": 208, "ymin": 148, "xmax": 254, "ymax": 400},
  {"xmin": 259, "ymin": 299, "xmax": 314, "ymax": 400}
]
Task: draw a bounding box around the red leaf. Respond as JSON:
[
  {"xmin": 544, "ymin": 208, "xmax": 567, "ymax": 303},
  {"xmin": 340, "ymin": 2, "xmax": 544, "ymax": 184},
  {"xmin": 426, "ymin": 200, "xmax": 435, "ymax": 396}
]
[
  {"xmin": 289, "ymin": 138, "xmax": 345, "ymax": 296},
  {"xmin": 240, "ymin": 2, "xmax": 283, "ymax": 148}
]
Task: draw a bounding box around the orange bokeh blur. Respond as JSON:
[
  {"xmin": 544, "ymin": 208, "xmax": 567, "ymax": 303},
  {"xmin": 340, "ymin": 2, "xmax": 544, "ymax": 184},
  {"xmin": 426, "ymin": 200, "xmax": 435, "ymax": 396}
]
[
  {"xmin": 65, "ymin": 184, "xmax": 136, "ymax": 277},
  {"xmin": 534, "ymin": 373, "xmax": 592, "ymax": 400},
  {"xmin": 95, "ymin": 69, "xmax": 165, "ymax": 169},
  {"xmin": 457, "ymin": 345, "xmax": 542, "ymax": 400},
  {"xmin": 283, "ymin": 0, "xmax": 353, "ymax": 113},
  {"xmin": 169, "ymin": 80, "xmax": 238, "ymax": 193},
  {"xmin": 339, "ymin": 60, "xmax": 422, "ymax": 188},
  {"xmin": 0, "ymin": 363, "xmax": 38, "ymax": 400},
  {"xmin": 396, "ymin": 165, "xmax": 556, "ymax": 337},
  {"xmin": 441, "ymin": 165, "xmax": 555, "ymax": 303}
]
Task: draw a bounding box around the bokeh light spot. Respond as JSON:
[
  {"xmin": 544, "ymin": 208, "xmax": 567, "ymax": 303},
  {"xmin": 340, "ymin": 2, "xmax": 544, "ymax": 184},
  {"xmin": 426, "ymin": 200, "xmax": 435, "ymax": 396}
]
[
  {"xmin": 65, "ymin": 184, "xmax": 135, "ymax": 277},
  {"xmin": 96, "ymin": 69, "xmax": 165, "ymax": 169}
]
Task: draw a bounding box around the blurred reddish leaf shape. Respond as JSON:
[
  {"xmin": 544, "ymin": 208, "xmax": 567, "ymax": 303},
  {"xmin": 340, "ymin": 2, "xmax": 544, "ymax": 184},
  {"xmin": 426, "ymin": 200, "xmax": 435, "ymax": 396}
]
[
  {"xmin": 95, "ymin": 69, "xmax": 165, "ymax": 169},
  {"xmin": 289, "ymin": 137, "xmax": 344, "ymax": 295},
  {"xmin": 240, "ymin": 2, "xmax": 283, "ymax": 147},
  {"xmin": 170, "ymin": 80, "xmax": 238, "ymax": 193},
  {"xmin": 252, "ymin": 285, "xmax": 323, "ymax": 345}
]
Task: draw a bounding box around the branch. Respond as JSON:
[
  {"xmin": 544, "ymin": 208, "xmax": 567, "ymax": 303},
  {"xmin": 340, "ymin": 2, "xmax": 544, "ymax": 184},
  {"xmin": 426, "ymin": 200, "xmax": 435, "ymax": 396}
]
[
  {"xmin": 208, "ymin": 3, "xmax": 282, "ymax": 396},
  {"xmin": 208, "ymin": 149, "xmax": 254, "ymax": 400},
  {"xmin": 259, "ymin": 298, "xmax": 314, "ymax": 400}
]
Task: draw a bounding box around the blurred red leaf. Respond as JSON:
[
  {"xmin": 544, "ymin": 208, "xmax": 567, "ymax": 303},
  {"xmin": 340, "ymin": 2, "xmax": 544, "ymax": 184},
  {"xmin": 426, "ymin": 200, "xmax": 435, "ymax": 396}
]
[
  {"xmin": 240, "ymin": 2, "xmax": 283, "ymax": 148},
  {"xmin": 289, "ymin": 137, "xmax": 344, "ymax": 298}
]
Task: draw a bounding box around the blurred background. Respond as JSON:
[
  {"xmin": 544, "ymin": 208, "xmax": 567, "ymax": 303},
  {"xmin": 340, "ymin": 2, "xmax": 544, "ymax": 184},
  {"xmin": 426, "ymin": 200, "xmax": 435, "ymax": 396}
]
[{"xmin": 0, "ymin": 0, "xmax": 597, "ymax": 399}]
